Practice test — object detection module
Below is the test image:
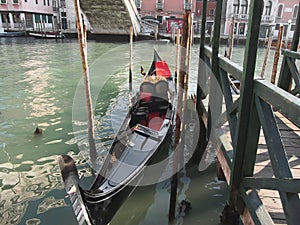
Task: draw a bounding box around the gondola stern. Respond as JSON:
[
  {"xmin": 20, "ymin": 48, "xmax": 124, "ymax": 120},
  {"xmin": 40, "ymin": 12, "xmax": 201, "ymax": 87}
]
[{"xmin": 58, "ymin": 155, "xmax": 94, "ymax": 225}]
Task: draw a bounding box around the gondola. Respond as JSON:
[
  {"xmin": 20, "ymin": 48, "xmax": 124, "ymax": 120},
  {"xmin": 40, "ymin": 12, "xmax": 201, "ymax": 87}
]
[{"xmin": 58, "ymin": 50, "xmax": 176, "ymax": 225}]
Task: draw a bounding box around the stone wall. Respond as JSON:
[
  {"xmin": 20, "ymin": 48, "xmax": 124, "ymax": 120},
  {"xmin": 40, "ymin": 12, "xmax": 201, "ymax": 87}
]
[{"xmin": 79, "ymin": 0, "xmax": 140, "ymax": 35}]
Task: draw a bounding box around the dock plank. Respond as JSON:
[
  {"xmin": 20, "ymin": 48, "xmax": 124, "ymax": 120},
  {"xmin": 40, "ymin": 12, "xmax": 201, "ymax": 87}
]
[
  {"xmin": 218, "ymin": 111, "xmax": 300, "ymax": 225},
  {"xmin": 254, "ymin": 112, "xmax": 300, "ymax": 224}
]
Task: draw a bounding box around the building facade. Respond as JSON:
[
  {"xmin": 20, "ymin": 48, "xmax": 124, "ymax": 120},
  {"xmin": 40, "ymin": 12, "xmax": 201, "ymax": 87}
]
[
  {"xmin": 223, "ymin": 0, "xmax": 299, "ymax": 38},
  {"xmin": 135, "ymin": 0, "xmax": 196, "ymax": 33},
  {"xmin": 195, "ymin": 0, "xmax": 217, "ymax": 34},
  {"xmin": 0, "ymin": 0, "xmax": 54, "ymax": 31},
  {"xmin": 0, "ymin": 0, "xmax": 89, "ymax": 32}
]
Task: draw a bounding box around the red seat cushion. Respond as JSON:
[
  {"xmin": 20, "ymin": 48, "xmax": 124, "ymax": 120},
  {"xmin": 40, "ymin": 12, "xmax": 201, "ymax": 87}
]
[{"xmin": 140, "ymin": 92, "xmax": 152, "ymax": 102}]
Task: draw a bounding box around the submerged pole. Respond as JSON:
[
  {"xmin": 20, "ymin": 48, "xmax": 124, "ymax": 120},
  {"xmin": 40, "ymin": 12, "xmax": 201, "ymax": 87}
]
[
  {"xmin": 175, "ymin": 29, "xmax": 180, "ymax": 85},
  {"xmin": 169, "ymin": 11, "xmax": 192, "ymax": 223},
  {"xmin": 129, "ymin": 26, "xmax": 133, "ymax": 91},
  {"xmin": 227, "ymin": 15, "xmax": 235, "ymax": 60},
  {"xmin": 260, "ymin": 29, "xmax": 273, "ymax": 78},
  {"xmin": 271, "ymin": 25, "xmax": 283, "ymax": 84},
  {"xmin": 74, "ymin": 0, "xmax": 97, "ymax": 166}
]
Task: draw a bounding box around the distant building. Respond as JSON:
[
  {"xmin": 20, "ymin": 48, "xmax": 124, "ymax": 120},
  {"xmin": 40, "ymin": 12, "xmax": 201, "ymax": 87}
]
[
  {"xmin": 223, "ymin": 0, "xmax": 299, "ymax": 39},
  {"xmin": 274, "ymin": 0, "xmax": 299, "ymax": 39},
  {"xmin": 135, "ymin": 0, "xmax": 196, "ymax": 34},
  {"xmin": 53, "ymin": 0, "xmax": 90, "ymax": 32},
  {"xmin": 195, "ymin": 0, "xmax": 217, "ymax": 35},
  {"xmin": 0, "ymin": 0, "xmax": 53, "ymax": 31},
  {"xmin": 0, "ymin": 0, "xmax": 89, "ymax": 32}
]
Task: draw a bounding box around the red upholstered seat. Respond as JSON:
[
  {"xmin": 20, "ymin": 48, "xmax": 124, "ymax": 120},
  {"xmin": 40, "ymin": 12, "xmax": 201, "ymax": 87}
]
[{"xmin": 140, "ymin": 92, "xmax": 152, "ymax": 102}]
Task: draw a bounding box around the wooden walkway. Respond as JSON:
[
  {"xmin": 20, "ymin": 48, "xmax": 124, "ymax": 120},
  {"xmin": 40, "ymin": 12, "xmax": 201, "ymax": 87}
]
[
  {"xmin": 195, "ymin": 0, "xmax": 300, "ymax": 224},
  {"xmin": 255, "ymin": 112, "xmax": 300, "ymax": 225},
  {"xmin": 218, "ymin": 111, "xmax": 300, "ymax": 225}
]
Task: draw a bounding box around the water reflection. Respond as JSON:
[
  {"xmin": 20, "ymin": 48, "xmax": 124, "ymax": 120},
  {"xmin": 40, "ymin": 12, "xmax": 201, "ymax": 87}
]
[
  {"xmin": 0, "ymin": 151, "xmax": 91, "ymax": 225},
  {"xmin": 20, "ymin": 56, "xmax": 61, "ymax": 119}
]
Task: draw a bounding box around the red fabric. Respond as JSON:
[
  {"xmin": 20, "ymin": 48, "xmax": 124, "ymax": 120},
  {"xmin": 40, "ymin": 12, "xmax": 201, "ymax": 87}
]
[
  {"xmin": 148, "ymin": 112, "xmax": 165, "ymax": 131},
  {"xmin": 155, "ymin": 61, "xmax": 171, "ymax": 78},
  {"xmin": 140, "ymin": 92, "xmax": 152, "ymax": 102}
]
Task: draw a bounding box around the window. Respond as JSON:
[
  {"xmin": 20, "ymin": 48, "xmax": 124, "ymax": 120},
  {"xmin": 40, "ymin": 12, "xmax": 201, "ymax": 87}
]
[
  {"xmin": 47, "ymin": 0, "xmax": 49, "ymax": 6},
  {"xmin": 0, "ymin": 0, "xmax": 7, "ymax": 4},
  {"xmin": 291, "ymin": 25, "xmax": 295, "ymax": 31},
  {"xmin": 13, "ymin": 14, "xmax": 20, "ymax": 23},
  {"xmin": 209, "ymin": 8, "xmax": 215, "ymax": 16},
  {"xmin": 293, "ymin": 5, "xmax": 299, "ymax": 19},
  {"xmin": 60, "ymin": 0, "xmax": 66, "ymax": 7},
  {"xmin": 240, "ymin": 0, "xmax": 248, "ymax": 14},
  {"xmin": 34, "ymin": 14, "xmax": 41, "ymax": 22},
  {"xmin": 48, "ymin": 15, "xmax": 52, "ymax": 23},
  {"xmin": 43, "ymin": 0, "xmax": 46, "ymax": 5},
  {"xmin": 265, "ymin": 1, "xmax": 272, "ymax": 16},
  {"xmin": 1, "ymin": 14, "xmax": 9, "ymax": 23},
  {"xmin": 12, "ymin": 0, "xmax": 19, "ymax": 4},
  {"xmin": 277, "ymin": 4, "xmax": 284, "ymax": 18},
  {"xmin": 233, "ymin": 0, "xmax": 239, "ymax": 14},
  {"xmin": 36, "ymin": 0, "xmax": 38, "ymax": 4},
  {"xmin": 42, "ymin": 14, "xmax": 46, "ymax": 22}
]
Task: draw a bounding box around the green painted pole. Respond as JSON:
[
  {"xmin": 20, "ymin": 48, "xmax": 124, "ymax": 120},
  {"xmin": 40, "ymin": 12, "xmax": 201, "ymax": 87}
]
[
  {"xmin": 196, "ymin": 0, "xmax": 207, "ymax": 116},
  {"xmin": 229, "ymin": 0, "xmax": 263, "ymax": 210}
]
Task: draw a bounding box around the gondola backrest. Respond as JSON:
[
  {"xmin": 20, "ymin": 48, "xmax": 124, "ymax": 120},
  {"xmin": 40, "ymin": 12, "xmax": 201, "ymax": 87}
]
[
  {"xmin": 155, "ymin": 79, "xmax": 168, "ymax": 101},
  {"xmin": 140, "ymin": 81, "xmax": 154, "ymax": 102}
]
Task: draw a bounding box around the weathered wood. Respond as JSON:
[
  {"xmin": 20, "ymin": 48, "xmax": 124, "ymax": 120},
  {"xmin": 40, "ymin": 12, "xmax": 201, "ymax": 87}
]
[
  {"xmin": 229, "ymin": 0, "xmax": 264, "ymax": 207},
  {"xmin": 129, "ymin": 26, "xmax": 133, "ymax": 91},
  {"xmin": 240, "ymin": 188, "xmax": 274, "ymax": 225},
  {"xmin": 254, "ymin": 79, "xmax": 300, "ymax": 127},
  {"xmin": 271, "ymin": 25, "xmax": 283, "ymax": 84},
  {"xmin": 255, "ymin": 97, "xmax": 300, "ymax": 225},
  {"xmin": 282, "ymin": 49, "xmax": 300, "ymax": 60},
  {"xmin": 169, "ymin": 12, "xmax": 192, "ymax": 223},
  {"xmin": 227, "ymin": 15, "xmax": 235, "ymax": 60},
  {"xmin": 207, "ymin": 0, "xmax": 223, "ymax": 141},
  {"xmin": 196, "ymin": 0, "xmax": 208, "ymax": 117},
  {"xmin": 242, "ymin": 177, "xmax": 300, "ymax": 193},
  {"xmin": 74, "ymin": 0, "xmax": 97, "ymax": 167},
  {"xmin": 261, "ymin": 32, "xmax": 273, "ymax": 78}
]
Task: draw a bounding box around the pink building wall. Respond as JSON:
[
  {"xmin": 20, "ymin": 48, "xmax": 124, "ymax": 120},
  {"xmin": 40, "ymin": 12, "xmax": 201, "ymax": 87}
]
[
  {"xmin": 139, "ymin": 0, "xmax": 196, "ymax": 19},
  {"xmin": 0, "ymin": 1, "xmax": 52, "ymax": 14}
]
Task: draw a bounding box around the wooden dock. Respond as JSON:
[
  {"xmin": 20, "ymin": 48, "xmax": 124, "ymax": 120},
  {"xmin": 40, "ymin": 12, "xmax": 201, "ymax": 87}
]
[
  {"xmin": 217, "ymin": 111, "xmax": 300, "ymax": 225},
  {"xmin": 195, "ymin": 0, "xmax": 300, "ymax": 224}
]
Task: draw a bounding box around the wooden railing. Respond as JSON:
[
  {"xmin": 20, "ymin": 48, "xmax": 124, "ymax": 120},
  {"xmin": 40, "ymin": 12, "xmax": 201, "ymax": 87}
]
[{"xmin": 196, "ymin": 0, "xmax": 300, "ymax": 224}]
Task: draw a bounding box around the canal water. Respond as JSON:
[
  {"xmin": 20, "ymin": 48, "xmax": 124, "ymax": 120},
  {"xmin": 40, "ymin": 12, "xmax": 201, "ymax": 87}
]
[{"xmin": 0, "ymin": 37, "xmax": 282, "ymax": 225}]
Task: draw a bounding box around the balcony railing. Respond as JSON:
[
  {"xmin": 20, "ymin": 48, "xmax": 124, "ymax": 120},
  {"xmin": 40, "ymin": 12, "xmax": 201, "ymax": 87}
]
[
  {"xmin": 184, "ymin": 2, "xmax": 192, "ymax": 11},
  {"xmin": 262, "ymin": 15, "xmax": 273, "ymax": 22},
  {"xmin": 239, "ymin": 14, "xmax": 248, "ymax": 20},
  {"xmin": 156, "ymin": 2, "xmax": 164, "ymax": 10}
]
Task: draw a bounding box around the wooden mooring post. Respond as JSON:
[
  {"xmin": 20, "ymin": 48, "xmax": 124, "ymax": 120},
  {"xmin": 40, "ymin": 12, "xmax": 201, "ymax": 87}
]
[
  {"xmin": 74, "ymin": 0, "xmax": 97, "ymax": 167},
  {"xmin": 169, "ymin": 11, "xmax": 192, "ymax": 223}
]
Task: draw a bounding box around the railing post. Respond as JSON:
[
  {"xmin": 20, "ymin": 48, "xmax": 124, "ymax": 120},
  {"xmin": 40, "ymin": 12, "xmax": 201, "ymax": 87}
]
[
  {"xmin": 207, "ymin": 0, "xmax": 223, "ymax": 139},
  {"xmin": 228, "ymin": 0, "xmax": 263, "ymax": 216}
]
